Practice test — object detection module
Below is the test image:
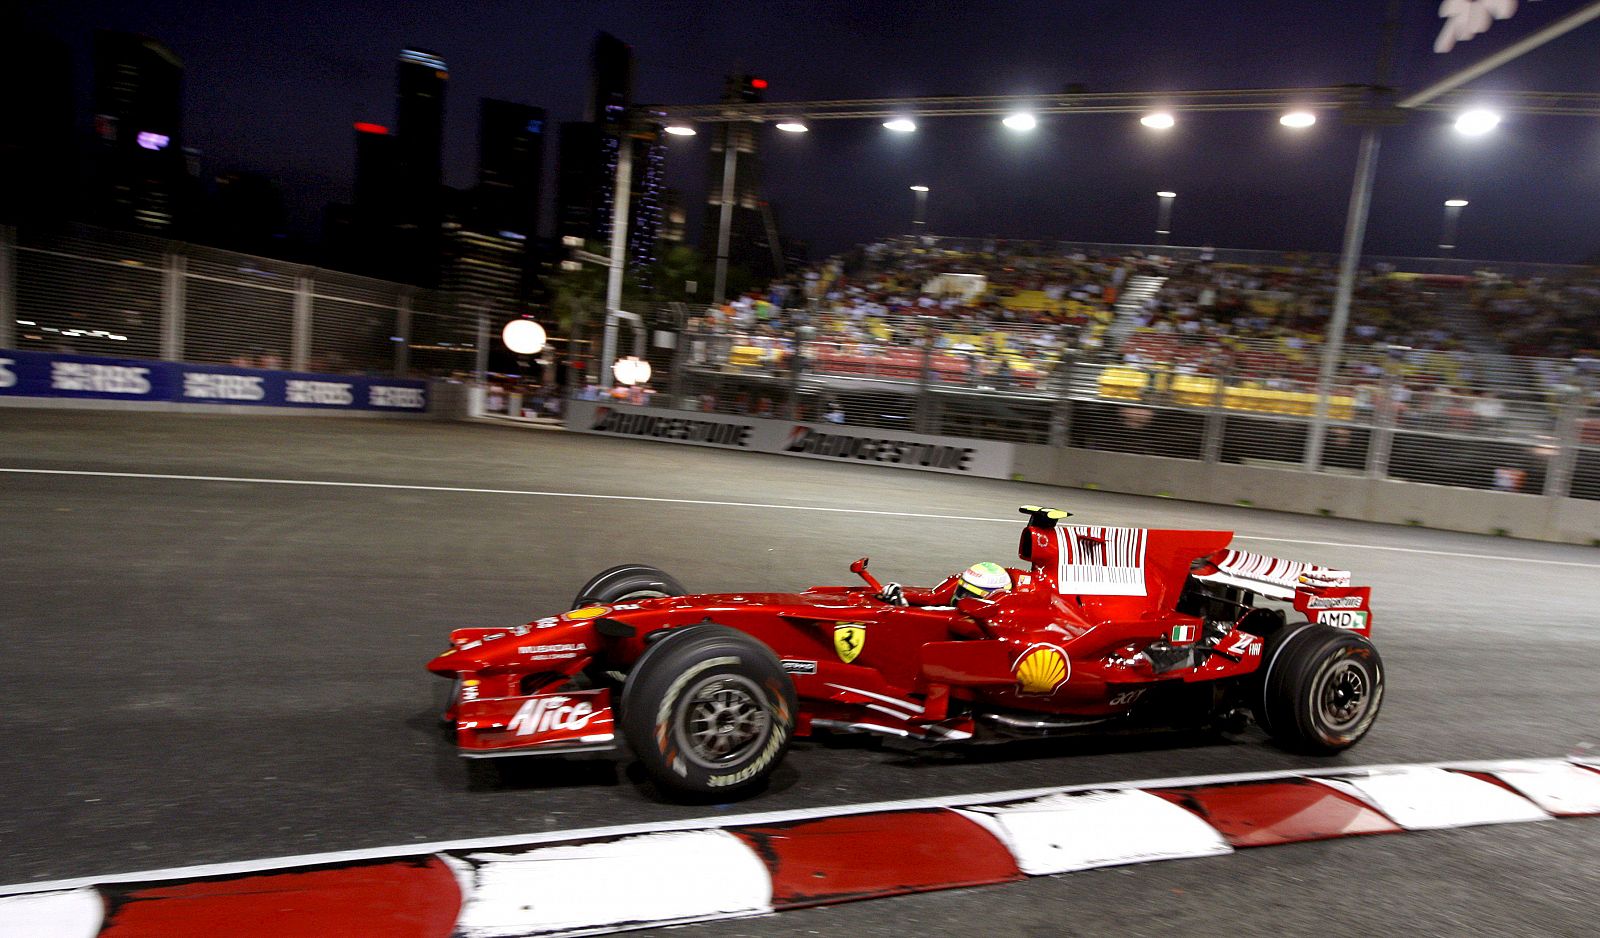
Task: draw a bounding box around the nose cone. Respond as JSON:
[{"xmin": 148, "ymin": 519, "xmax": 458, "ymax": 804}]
[
  {"xmin": 427, "ymin": 646, "xmax": 463, "ymax": 675},
  {"xmin": 427, "ymin": 615, "xmax": 605, "ymax": 675}
]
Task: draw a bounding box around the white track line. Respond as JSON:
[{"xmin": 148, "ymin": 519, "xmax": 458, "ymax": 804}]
[
  {"xmin": 4, "ymin": 467, "xmax": 1597, "ymax": 570},
  {"xmin": 0, "ymin": 757, "xmax": 1588, "ymax": 898},
  {"xmin": 0, "ymin": 468, "xmax": 1006, "ymax": 525}
]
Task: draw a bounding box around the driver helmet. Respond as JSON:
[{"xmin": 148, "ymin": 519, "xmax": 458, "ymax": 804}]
[{"xmin": 958, "ymin": 562, "xmax": 1012, "ymax": 601}]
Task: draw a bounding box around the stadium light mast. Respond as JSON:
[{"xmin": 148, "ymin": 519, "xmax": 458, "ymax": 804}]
[
  {"xmin": 1305, "ymin": 0, "xmax": 1600, "ymax": 472},
  {"xmin": 712, "ymin": 134, "xmax": 738, "ymax": 304},
  {"xmin": 1155, "ymin": 191, "xmax": 1176, "ymax": 245},
  {"xmin": 1439, "ymin": 199, "xmax": 1469, "ymax": 255},
  {"xmin": 600, "ymin": 116, "xmax": 636, "ymax": 390}
]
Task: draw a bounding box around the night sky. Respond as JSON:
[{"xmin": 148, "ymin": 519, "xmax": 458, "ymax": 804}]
[{"xmin": 21, "ymin": 0, "xmax": 1600, "ymax": 263}]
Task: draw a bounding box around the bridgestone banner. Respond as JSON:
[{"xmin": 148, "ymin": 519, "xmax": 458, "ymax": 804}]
[{"xmin": 564, "ymin": 400, "xmax": 1015, "ymax": 479}]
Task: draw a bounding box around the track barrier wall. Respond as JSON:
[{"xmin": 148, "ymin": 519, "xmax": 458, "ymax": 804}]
[
  {"xmin": 560, "ymin": 399, "xmax": 1599, "ymax": 545},
  {"xmin": 0, "ymin": 348, "xmax": 430, "ymax": 416},
  {"xmin": 563, "ymin": 399, "xmax": 1018, "ymax": 479},
  {"xmin": 1013, "ymin": 443, "xmax": 1600, "ymax": 545},
  {"xmin": 6, "ymin": 224, "xmax": 1596, "ymax": 543}
]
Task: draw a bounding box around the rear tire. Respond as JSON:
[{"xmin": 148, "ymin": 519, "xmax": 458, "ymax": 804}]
[
  {"xmin": 572, "ymin": 564, "xmax": 686, "ymax": 608},
  {"xmin": 620, "ymin": 624, "xmax": 796, "ymax": 800},
  {"xmin": 1255, "ymin": 623, "xmax": 1383, "ymax": 753}
]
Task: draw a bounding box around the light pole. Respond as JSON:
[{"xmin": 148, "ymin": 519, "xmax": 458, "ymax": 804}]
[
  {"xmin": 1155, "ymin": 191, "xmax": 1176, "ymax": 245},
  {"xmin": 712, "ymin": 125, "xmax": 739, "ymax": 305},
  {"xmin": 1439, "ymin": 199, "xmax": 1468, "ymax": 256},
  {"xmin": 910, "ymin": 185, "xmax": 929, "ymax": 234}
]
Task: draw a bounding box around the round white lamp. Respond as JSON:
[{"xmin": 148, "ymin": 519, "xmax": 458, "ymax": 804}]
[
  {"xmin": 501, "ymin": 319, "xmax": 547, "ymax": 355},
  {"xmin": 612, "ymin": 356, "xmax": 653, "ymax": 387}
]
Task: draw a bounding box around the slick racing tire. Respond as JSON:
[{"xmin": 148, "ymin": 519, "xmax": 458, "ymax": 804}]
[
  {"xmin": 1255, "ymin": 622, "xmax": 1384, "ymax": 754},
  {"xmin": 620, "ymin": 624, "xmax": 797, "ymax": 800},
  {"xmin": 572, "ymin": 564, "xmax": 686, "ymax": 608}
]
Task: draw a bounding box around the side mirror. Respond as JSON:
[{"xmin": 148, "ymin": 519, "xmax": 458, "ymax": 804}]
[{"xmin": 850, "ymin": 557, "xmax": 883, "ymax": 593}]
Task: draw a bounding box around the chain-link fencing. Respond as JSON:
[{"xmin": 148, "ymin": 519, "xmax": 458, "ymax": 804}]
[
  {"xmin": 660, "ymin": 310, "xmax": 1600, "ymax": 502},
  {"xmin": 3, "ymin": 224, "xmax": 475, "ymax": 380}
]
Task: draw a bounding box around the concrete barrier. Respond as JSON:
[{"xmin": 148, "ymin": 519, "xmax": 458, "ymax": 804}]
[
  {"xmin": 1012, "ymin": 444, "xmax": 1599, "ymax": 546},
  {"xmin": 424, "ymin": 380, "xmax": 484, "ymax": 420}
]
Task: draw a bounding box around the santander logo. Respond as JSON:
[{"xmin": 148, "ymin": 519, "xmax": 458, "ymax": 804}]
[{"xmin": 507, "ymin": 695, "xmax": 594, "ymax": 736}]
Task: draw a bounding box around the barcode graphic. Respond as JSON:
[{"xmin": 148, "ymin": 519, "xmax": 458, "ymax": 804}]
[
  {"xmin": 1215, "ymin": 550, "xmax": 1346, "ymax": 589},
  {"xmin": 1220, "ymin": 550, "xmax": 1304, "ymax": 588},
  {"xmin": 1055, "ymin": 526, "xmax": 1148, "ymax": 596}
]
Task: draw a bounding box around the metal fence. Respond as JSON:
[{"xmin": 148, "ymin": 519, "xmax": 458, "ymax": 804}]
[
  {"xmin": 911, "ymin": 235, "xmax": 1593, "ymax": 281},
  {"xmin": 1, "ymin": 224, "xmax": 481, "ymax": 380},
  {"xmin": 660, "ymin": 312, "xmax": 1600, "ymax": 502},
  {"xmin": 6, "ymin": 224, "xmax": 1596, "ymax": 504}
]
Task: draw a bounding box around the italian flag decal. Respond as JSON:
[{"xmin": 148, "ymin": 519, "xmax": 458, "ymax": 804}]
[{"xmin": 1170, "ymin": 624, "xmax": 1197, "ymax": 643}]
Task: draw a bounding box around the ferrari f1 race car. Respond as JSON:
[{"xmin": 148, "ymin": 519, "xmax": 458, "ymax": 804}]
[{"xmin": 427, "ymin": 506, "xmax": 1383, "ymax": 799}]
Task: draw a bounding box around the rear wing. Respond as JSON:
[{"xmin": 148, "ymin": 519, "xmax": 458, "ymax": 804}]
[{"xmin": 1193, "ymin": 548, "xmax": 1373, "ymax": 636}]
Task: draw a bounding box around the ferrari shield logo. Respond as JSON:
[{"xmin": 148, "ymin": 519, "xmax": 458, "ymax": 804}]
[{"xmin": 833, "ymin": 623, "xmax": 866, "ymax": 663}]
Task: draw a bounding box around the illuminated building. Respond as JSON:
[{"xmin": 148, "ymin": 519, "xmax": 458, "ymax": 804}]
[
  {"xmin": 91, "ymin": 31, "xmax": 184, "ymax": 232},
  {"xmin": 474, "ymin": 100, "xmax": 545, "ymax": 239},
  {"xmin": 554, "ymin": 33, "xmax": 666, "ymax": 285},
  {"xmin": 658, "ymin": 188, "xmax": 687, "ymax": 245},
  {"xmin": 353, "ymin": 121, "xmax": 397, "ymax": 223},
  {"xmin": 700, "ymin": 74, "xmax": 784, "ymax": 285},
  {"xmin": 394, "ymin": 47, "xmax": 448, "ymax": 283},
  {"xmin": 0, "ymin": 26, "xmax": 74, "ymax": 226}
]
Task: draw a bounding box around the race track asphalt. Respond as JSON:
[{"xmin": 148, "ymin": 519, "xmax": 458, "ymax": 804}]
[{"xmin": 1, "ymin": 410, "xmax": 1596, "ymax": 934}]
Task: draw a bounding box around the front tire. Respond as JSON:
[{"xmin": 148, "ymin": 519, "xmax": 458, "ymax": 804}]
[
  {"xmin": 1255, "ymin": 623, "xmax": 1383, "ymax": 753},
  {"xmin": 572, "ymin": 563, "xmax": 686, "ymax": 608},
  {"xmin": 620, "ymin": 625, "xmax": 796, "ymax": 800}
]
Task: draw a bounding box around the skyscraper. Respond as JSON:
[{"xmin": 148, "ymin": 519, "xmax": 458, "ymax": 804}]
[
  {"xmin": 658, "ymin": 188, "xmax": 687, "ymax": 246},
  {"xmin": 353, "ymin": 122, "xmax": 397, "ymax": 219},
  {"xmin": 325, "ymin": 120, "xmax": 400, "ymax": 277},
  {"xmin": 588, "ymin": 32, "xmax": 633, "ymax": 127},
  {"xmin": 554, "ymin": 33, "xmax": 665, "ymax": 282},
  {"xmin": 0, "ymin": 25, "xmax": 74, "ymax": 226},
  {"xmin": 439, "ymin": 98, "xmax": 548, "ymax": 327},
  {"xmin": 91, "ymin": 31, "xmax": 185, "ymax": 232},
  {"xmin": 394, "ymin": 48, "xmax": 448, "ymax": 283},
  {"xmin": 474, "ymin": 100, "xmax": 546, "ymax": 238},
  {"xmin": 700, "ymin": 74, "xmax": 782, "ymax": 287},
  {"xmin": 555, "ymin": 122, "xmax": 606, "ymax": 245}
]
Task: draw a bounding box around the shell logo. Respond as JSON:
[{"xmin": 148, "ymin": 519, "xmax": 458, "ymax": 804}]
[
  {"xmin": 1013, "ymin": 643, "xmax": 1070, "ymax": 695},
  {"xmin": 564, "ymin": 606, "xmax": 610, "ymax": 620}
]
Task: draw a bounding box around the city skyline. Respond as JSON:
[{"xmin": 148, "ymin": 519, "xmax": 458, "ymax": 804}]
[{"xmin": 11, "ymin": 1, "xmax": 1600, "ymax": 264}]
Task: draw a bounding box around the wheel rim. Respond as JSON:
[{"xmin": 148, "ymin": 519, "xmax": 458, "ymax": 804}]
[
  {"xmin": 1317, "ymin": 658, "xmax": 1371, "ymax": 732},
  {"xmin": 674, "ymin": 674, "xmax": 770, "ymax": 769}
]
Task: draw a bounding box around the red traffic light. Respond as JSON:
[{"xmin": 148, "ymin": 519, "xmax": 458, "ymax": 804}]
[{"xmin": 750, "ymin": 78, "xmax": 768, "ymax": 89}]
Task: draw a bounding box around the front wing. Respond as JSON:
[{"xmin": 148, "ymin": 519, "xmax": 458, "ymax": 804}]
[{"xmin": 451, "ymin": 687, "xmax": 618, "ymax": 758}]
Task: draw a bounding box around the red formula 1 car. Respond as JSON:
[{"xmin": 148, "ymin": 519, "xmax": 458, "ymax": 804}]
[{"xmin": 427, "ymin": 506, "xmax": 1384, "ymax": 799}]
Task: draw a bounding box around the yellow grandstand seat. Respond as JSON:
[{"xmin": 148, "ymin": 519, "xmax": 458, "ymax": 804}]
[
  {"xmin": 1098, "ymin": 368, "xmax": 1150, "ymax": 400},
  {"xmin": 727, "ymin": 345, "xmax": 769, "ymax": 368}
]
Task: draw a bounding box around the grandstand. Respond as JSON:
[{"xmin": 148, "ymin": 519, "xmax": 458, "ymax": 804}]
[
  {"xmin": 685, "ymin": 237, "xmax": 1596, "ymax": 406},
  {"xmin": 656, "ymin": 237, "xmax": 1597, "ymax": 498}
]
